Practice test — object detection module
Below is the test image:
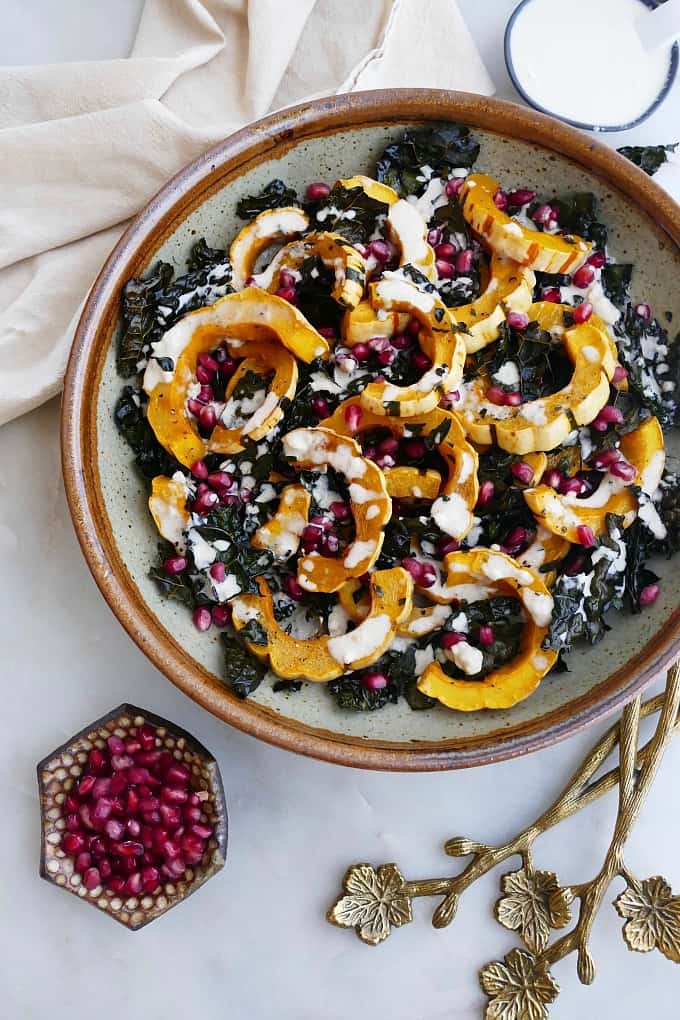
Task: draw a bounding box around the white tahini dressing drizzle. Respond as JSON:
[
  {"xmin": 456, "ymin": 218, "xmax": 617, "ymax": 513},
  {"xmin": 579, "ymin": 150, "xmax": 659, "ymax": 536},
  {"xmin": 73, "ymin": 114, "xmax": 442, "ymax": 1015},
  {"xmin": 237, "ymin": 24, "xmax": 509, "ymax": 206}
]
[{"xmin": 327, "ymin": 614, "xmax": 391, "ymax": 665}]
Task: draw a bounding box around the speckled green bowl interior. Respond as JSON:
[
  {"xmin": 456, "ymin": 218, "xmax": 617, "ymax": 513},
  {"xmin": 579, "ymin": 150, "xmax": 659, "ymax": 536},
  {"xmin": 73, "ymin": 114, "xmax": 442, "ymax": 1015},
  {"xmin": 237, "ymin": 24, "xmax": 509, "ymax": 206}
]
[{"xmin": 96, "ymin": 121, "xmax": 680, "ymax": 752}]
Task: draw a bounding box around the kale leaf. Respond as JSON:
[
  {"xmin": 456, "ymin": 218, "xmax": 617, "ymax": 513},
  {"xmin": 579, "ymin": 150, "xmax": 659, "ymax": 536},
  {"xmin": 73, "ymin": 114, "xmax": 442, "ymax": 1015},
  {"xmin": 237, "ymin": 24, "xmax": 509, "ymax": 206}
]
[
  {"xmin": 149, "ymin": 543, "xmax": 195, "ymax": 607},
  {"xmin": 221, "ymin": 633, "xmax": 267, "ymax": 698},
  {"xmin": 613, "ymin": 306, "xmax": 678, "ymax": 427},
  {"xmin": 657, "ymin": 473, "xmax": 680, "ymax": 552},
  {"xmin": 153, "ymin": 245, "xmax": 232, "ymax": 330},
  {"xmin": 617, "ymin": 144, "xmax": 677, "ymax": 176},
  {"xmin": 327, "ymin": 644, "xmax": 435, "ymax": 712},
  {"xmin": 550, "ymin": 193, "xmax": 607, "ymax": 251},
  {"xmin": 310, "ymin": 185, "xmax": 388, "ymax": 245},
  {"xmin": 376, "ymin": 124, "xmax": 480, "ymax": 197},
  {"xmin": 236, "ymin": 179, "xmax": 298, "ymax": 219},
  {"xmin": 114, "ymin": 386, "xmax": 179, "ymax": 478},
  {"xmin": 624, "ymin": 518, "xmax": 660, "ymax": 614},
  {"xmin": 601, "ymin": 263, "xmax": 633, "ymax": 307},
  {"xmin": 295, "ymin": 256, "xmax": 344, "ymax": 332},
  {"xmin": 118, "ymin": 262, "xmax": 174, "ymax": 377},
  {"xmin": 193, "ymin": 505, "xmax": 272, "ymax": 588},
  {"xmin": 473, "ymin": 319, "xmax": 571, "ymax": 402}
]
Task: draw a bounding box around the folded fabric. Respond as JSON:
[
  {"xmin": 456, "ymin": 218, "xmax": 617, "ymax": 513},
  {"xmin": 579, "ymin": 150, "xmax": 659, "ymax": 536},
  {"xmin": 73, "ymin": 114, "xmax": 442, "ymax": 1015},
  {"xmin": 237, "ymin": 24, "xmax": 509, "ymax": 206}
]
[{"xmin": 0, "ymin": 0, "xmax": 493, "ymax": 427}]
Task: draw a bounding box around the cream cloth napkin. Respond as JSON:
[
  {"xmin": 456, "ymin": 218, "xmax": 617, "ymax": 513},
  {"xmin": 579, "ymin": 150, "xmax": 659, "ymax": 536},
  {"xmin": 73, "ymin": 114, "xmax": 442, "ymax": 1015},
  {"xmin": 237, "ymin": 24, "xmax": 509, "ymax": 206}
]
[{"xmin": 0, "ymin": 0, "xmax": 492, "ymax": 427}]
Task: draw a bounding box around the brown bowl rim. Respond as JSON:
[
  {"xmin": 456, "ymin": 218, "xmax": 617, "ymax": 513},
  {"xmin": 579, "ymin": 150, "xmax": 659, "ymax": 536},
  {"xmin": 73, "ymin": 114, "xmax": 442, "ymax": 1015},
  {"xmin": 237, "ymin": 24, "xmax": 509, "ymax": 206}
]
[{"xmin": 61, "ymin": 88, "xmax": 680, "ymax": 772}]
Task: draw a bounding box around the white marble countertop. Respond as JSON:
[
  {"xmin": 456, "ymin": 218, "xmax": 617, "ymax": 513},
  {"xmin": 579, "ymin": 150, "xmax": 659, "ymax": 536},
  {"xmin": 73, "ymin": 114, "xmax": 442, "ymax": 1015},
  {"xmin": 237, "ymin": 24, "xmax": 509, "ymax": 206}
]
[{"xmin": 2, "ymin": 2, "xmax": 680, "ymax": 1017}]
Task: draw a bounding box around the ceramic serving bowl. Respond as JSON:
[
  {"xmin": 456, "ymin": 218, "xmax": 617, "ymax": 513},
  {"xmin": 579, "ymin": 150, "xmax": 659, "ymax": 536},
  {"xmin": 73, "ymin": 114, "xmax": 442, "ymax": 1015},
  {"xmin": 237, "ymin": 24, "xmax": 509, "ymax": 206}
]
[{"xmin": 62, "ymin": 89, "xmax": 680, "ymax": 771}]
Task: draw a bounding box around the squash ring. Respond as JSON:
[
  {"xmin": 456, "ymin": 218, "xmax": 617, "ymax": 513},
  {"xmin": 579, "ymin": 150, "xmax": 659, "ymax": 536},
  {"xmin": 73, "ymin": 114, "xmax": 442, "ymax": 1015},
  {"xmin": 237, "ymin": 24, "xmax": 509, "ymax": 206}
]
[
  {"xmin": 342, "ymin": 300, "xmax": 410, "ymax": 347},
  {"xmin": 454, "ymin": 302, "xmax": 618, "ymax": 455},
  {"xmin": 230, "ymin": 206, "xmax": 309, "ymax": 289},
  {"xmin": 252, "ymin": 231, "xmax": 367, "ymax": 309},
  {"xmin": 416, "ymin": 548, "xmax": 558, "ymax": 711},
  {"xmin": 252, "ymin": 484, "xmax": 311, "ymax": 561},
  {"xmin": 359, "ymin": 273, "xmax": 466, "ymax": 418},
  {"xmin": 231, "ymin": 568, "xmax": 413, "ymax": 681},
  {"xmin": 282, "ymin": 427, "xmax": 392, "ymax": 592},
  {"xmin": 148, "ymin": 474, "xmax": 191, "ymax": 549},
  {"xmin": 523, "ymin": 416, "xmax": 665, "ymax": 542},
  {"xmin": 385, "ymin": 199, "xmax": 437, "ymax": 282},
  {"xmin": 320, "ymin": 402, "xmax": 479, "ymax": 540},
  {"xmin": 456, "ymin": 255, "xmax": 535, "ymax": 353},
  {"xmin": 337, "ymin": 175, "xmax": 399, "ymax": 206},
  {"xmin": 461, "ymin": 174, "xmax": 592, "ymax": 273}
]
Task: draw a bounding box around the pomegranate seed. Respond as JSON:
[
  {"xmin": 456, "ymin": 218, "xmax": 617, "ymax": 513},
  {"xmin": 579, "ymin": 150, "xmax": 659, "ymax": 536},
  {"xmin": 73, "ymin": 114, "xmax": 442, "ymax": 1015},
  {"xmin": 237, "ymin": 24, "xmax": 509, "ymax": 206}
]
[
  {"xmin": 511, "ymin": 461, "xmax": 535, "ymax": 485},
  {"xmin": 587, "ymin": 251, "xmax": 606, "ymax": 268},
  {"xmin": 194, "ymin": 490, "xmax": 219, "ymax": 516},
  {"xmin": 126, "ymin": 818, "xmax": 141, "ymax": 838},
  {"xmin": 283, "ymin": 574, "xmax": 304, "ymax": 600},
  {"xmin": 98, "ymin": 858, "xmax": 113, "ymax": 882},
  {"xmin": 306, "ymin": 181, "xmax": 330, "ymax": 201},
  {"xmin": 377, "ymin": 346, "xmax": 396, "ymax": 366},
  {"xmin": 330, "ymin": 500, "xmax": 351, "ymax": 522},
  {"xmin": 166, "ymin": 763, "xmax": 190, "ymax": 786},
  {"xmin": 369, "ymin": 239, "xmax": 392, "ymax": 263},
  {"xmin": 75, "ymin": 851, "xmax": 92, "ymax": 874},
  {"xmin": 635, "ymin": 303, "xmax": 652, "ymax": 320},
  {"xmin": 118, "ymin": 840, "xmax": 145, "ymax": 858},
  {"xmin": 640, "ymin": 584, "xmax": 660, "ymax": 607},
  {"xmin": 402, "ymin": 438, "xmax": 427, "ymax": 460},
  {"xmin": 111, "ymin": 754, "xmax": 133, "ymax": 771},
  {"xmin": 559, "ymin": 477, "xmax": 586, "ymax": 495},
  {"xmin": 565, "ymin": 556, "xmax": 586, "ymax": 576},
  {"xmin": 123, "ymin": 872, "xmax": 142, "ymax": 896},
  {"xmin": 90, "ymin": 777, "xmax": 111, "ymax": 799},
  {"xmin": 141, "ymin": 865, "xmax": 161, "ymax": 892},
  {"xmin": 572, "ymin": 302, "xmax": 593, "ymax": 324},
  {"xmin": 368, "ymin": 336, "xmax": 391, "ymax": 353},
  {"xmin": 507, "ymin": 311, "xmax": 529, "ymax": 330},
  {"xmin": 78, "ymin": 774, "xmax": 97, "ymax": 797},
  {"xmin": 572, "ymin": 265, "xmax": 595, "ymax": 289},
  {"xmin": 505, "ymin": 526, "xmax": 529, "ymax": 548},
  {"xmin": 438, "ymin": 537, "xmax": 460, "ymax": 557},
  {"xmin": 104, "ymin": 819, "xmax": 125, "ymax": 841},
  {"xmin": 89, "ymin": 835, "xmax": 107, "ymax": 857},
  {"xmin": 311, "ymin": 396, "xmax": 330, "ymax": 418},
  {"xmin": 479, "ymin": 625, "xmax": 494, "ymax": 647},
  {"xmin": 407, "ymin": 318, "xmax": 421, "ymax": 338},
  {"xmin": 83, "ymin": 867, "xmax": 101, "ymax": 891},
  {"xmin": 62, "ymin": 832, "xmax": 85, "ymax": 855},
  {"xmin": 352, "ymin": 342, "xmax": 370, "ymax": 363},
  {"xmin": 160, "ymin": 804, "xmax": 182, "ymax": 830},
  {"xmin": 378, "ymin": 435, "xmax": 399, "ymax": 456},
  {"xmin": 375, "ymin": 454, "xmax": 396, "ymax": 471},
  {"xmin": 477, "ymin": 480, "xmax": 495, "ymax": 506},
  {"xmin": 164, "ymin": 556, "xmax": 188, "ymax": 577},
  {"xmin": 362, "ymin": 671, "xmax": 389, "ymax": 691},
  {"xmin": 208, "ymin": 561, "xmax": 226, "ymax": 584},
  {"xmin": 192, "ymin": 606, "xmax": 212, "ymax": 632},
  {"xmin": 507, "ymin": 189, "xmax": 536, "ymax": 206},
  {"xmin": 576, "ymin": 525, "xmax": 596, "ymax": 548},
  {"xmin": 392, "ymin": 332, "xmax": 414, "ymax": 350},
  {"xmin": 126, "ymin": 738, "xmax": 141, "ymax": 755},
  {"xmin": 435, "ymin": 258, "xmax": 454, "ymax": 278},
  {"xmin": 420, "ymin": 565, "xmax": 437, "ymax": 589},
  {"xmin": 532, "ymin": 204, "xmax": 554, "ymax": 225},
  {"xmin": 65, "ymin": 813, "xmax": 81, "ymax": 832},
  {"xmin": 197, "ymin": 352, "xmax": 219, "ymax": 373},
  {"xmin": 219, "ymin": 355, "xmax": 238, "ymax": 376},
  {"xmin": 401, "ymin": 557, "xmax": 423, "ymax": 582},
  {"xmin": 434, "ymin": 242, "xmax": 457, "ymax": 260},
  {"xmin": 187, "ymin": 398, "xmax": 204, "ymax": 418},
  {"xmin": 212, "ymin": 605, "xmax": 231, "ymax": 627},
  {"xmin": 442, "ymin": 632, "xmax": 466, "ymax": 648},
  {"xmin": 542, "ymin": 468, "xmax": 563, "ymax": 489},
  {"xmin": 195, "ymin": 364, "xmax": 213, "ymax": 385},
  {"xmin": 161, "ymin": 839, "xmax": 182, "ymax": 861},
  {"xmin": 88, "ymin": 749, "xmax": 107, "ymax": 771},
  {"xmin": 128, "ymin": 767, "xmax": 150, "ymax": 786},
  {"xmin": 78, "ymin": 803, "xmax": 94, "ymax": 830},
  {"xmin": 486, "ymin": 385, "xmax": 506, "ymax": 405},
  {"xmin": 207, "ymin": 471, "xmax": 232, "ymax": 490},
  {"xmin": 190, "ymin": 823, "xmax": 214, "ymax": 841},
  {"xmin": 411, "ymin": 350, "xmax": 432, "ymax": 372},
  {"xmin": 198, "ymin": 404, "xmax": 217, "ymax": 431},
  {"xmin": 183, "ymin": 805, "xmax": 203, "ymax": 825},
  {"xmin": 445, "ymin": 177, "xmax": 464, "ymax": 197},
  {"xmin": 609, "ymin": 459, "xmax": 637, "ymax": 482},
  {"xmin": 162, "ymin": 785, "xmax": 189, "ymax": 806},
  {"xmin": 505, "ymin": 391, "xmax": 523, "ymax": 406},
  {"xmin": 317, "ymin": 325, "xmax": 336, "ymax": 340},
  {"xmin": 598, "ymin": 404, "xmax": 624, "ymax": 425},
  {"xmin": 542, "ymin": 287, "xmax": 562, "ymax": 303},
  {"xmin": 426, "ymin": 227, "xmax": 442, "ymax": 247},
  {"xmin": 613, "ymin": 365, "xmax": 628, "ymax": 384},
  {"xmin": 344, "ymin": 403, "xmax": 363, "ymax": 433},
  {"xmin": 197, "ymin": 384, "xmax": 214, "ymax": 403},
  {"xmin": 134, "ymin": 749, "xmax": 160, "ymax": 767},
  {"xmin": 591, "ymin": 448, "xmax": 621, "ymax": 469},
  {"xmin": 494, "ymin": 190, "xmax": 508, "ymax": 210},
  {"xmin": 455, "ymin": 249, "xmax": 473, "ymax": 273},
  {"xmin": 591, "ymin": 417, "xmax": 609, "ymax": 433}
]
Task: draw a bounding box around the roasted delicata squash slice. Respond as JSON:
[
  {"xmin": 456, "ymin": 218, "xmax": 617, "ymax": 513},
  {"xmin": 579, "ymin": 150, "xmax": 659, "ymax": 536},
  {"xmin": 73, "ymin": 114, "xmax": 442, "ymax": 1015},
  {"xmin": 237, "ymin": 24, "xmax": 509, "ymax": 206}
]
[
  {"xmin": 416, "ymin": 549, "xmax": 558, "ymax": 711},
  {"xmin": 518, "ymin": 524, "xmax": 570, "ymax": 586},
  {"xmin": 231, "ymin": 569, "xmax": 413, "ymax": 681},
  {"xmin": 455, "ymin": 255, "xmax": 535, "ymax": 353},
  {"xmin": 282, "ymin": 427, "xmax": 392, "ymax": 592},
  {"xmin": 230, "ymin": 206, "xmax": 309, "ymax": 288},
  {"xmin": 320, "ymin": 403, "xmax": 479, "ymax": 540},
  {"xmin": 337, "ymin": 175, "xmax": 399, "ymax": 206},
  {"xmin": 382, "ymin": 466, "xmax": 442, "ymax": 500},
  {"xmin": 213, "ymin": 343, "xmax": 298, "ymax": 453},
  {"xmin": 385, "ymin": 199, "xmax": 437, "ymax": 282},
  {"xmin": 253, "ymin": 231, "xmax": 366, "ymax": 308},
  {"xmin": 148, "ymin": 474, "xmax": 190, "ymax": 548},
  {"xmin": 337, "ymin": 578, "xmax": 370, "ymax": 623},
  {"xmin": 252, "ymin": 484, "xmax": 311, "ymax": 561},
  {"xmin": 359, "ymin": 273, "xmax": 466, "ymax": 418},
  {"xmin": 399, "ymin": 602, "xmax": 456, "ymax": 638},
  {"xmin": 342, "ymin": 300, "xmax": 409, "ymax": 346},
  {"xmin": 143, "ymin": 290, "xmax": 327, "ymax": 466},
  {"xmin": 455, "ymin": 302, "xmax": 618, "ymax": 455},
  {"xmin": 460, "ymin": 174, "xmax": 592, "ymax": 273},
  {"xmin": 523, "ymin": 416, "xmax": 665, "ymax": 542}
]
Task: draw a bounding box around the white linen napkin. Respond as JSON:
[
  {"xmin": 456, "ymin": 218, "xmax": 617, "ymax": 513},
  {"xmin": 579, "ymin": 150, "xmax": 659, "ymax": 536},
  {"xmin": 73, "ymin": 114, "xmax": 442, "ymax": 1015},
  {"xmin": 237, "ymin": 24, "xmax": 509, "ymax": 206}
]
[{"xmin": 0, "ymin": 0, "xmax": 492, "ymax": 427}]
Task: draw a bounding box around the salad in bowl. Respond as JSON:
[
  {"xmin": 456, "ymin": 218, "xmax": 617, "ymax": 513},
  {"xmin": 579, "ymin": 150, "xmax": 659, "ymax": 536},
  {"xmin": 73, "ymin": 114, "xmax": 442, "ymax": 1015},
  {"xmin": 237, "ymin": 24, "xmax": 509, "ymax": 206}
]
[{"xmin": 113, "ymin": 122, "xmax": 680, "ymax": 716}]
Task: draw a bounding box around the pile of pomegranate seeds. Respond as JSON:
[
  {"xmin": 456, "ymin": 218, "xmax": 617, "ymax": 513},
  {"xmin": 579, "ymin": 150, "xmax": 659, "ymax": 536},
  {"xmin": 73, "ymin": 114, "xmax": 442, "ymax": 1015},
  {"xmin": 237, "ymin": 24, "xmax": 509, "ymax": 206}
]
[{"xmin": 59, "ymin": 724, "xmax": 214, "ymax": 898}]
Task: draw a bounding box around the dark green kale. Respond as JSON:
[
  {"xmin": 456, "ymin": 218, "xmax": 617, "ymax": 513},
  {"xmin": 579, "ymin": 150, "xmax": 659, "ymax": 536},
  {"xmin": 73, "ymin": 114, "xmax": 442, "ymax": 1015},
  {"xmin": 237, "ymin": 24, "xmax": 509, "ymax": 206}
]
[
  {"xmin": 295, "ymin": 256, "xmax": 344, "ymax": 333},
  {"xmin": 149, "ymin": 543, "xmax": 196, "ymax": 608},
  {"xmin": 153, "ymin": 244, "xmax": 232, "ymax": 330},
  {"xmin": 624, "ymin": 518, "xmax": 660, "ymax": 614},
  {"xmin": 472, "ymin": 319, "xmax": 572, "ymax": 402},
  {"xmin": 544, "ymin": 517, "xmax": 626, "ymax": 652},
  {"xmin": 601, "ymin": 263, "xmax": 633, "ymax": 307},
  {"xmin": 613, "ymin": 306, "xmax": 678, "ymax": 427},
  {"xmin": 114, "ymin": 386, "xmax": 180, "ymax": 478},
  {"xmin": 221, "ymin": 633, "xmax": 267, "ymax": 698},
  {"xmin": 657, "ymin": 472, "xmax": 680, "ymax": 552},
  {"xmin": 440, "ymin": 597, "xmax": 524, "ymax": 679},
  {"xmin": 550, "ymin": 193, "xmax": 607, "ymax": 251},
  {"xmin": 617, "ymin": 144, "xmax": 677, "ymax": 177},
  {"xmin": 236, "ymin": 179, "xmax": 298, "ymax": 219},
  {"xmin": 118, "ymin": 262, "xmax": 173, "ymax": 377},
  {"xmin": 376, "ymin": 123, "xmax": 480, "ymax": 197},
  {"xmin": 193, "ymin": 505, "xmax": 272, "ymax": 586},
  {"xmin": 327, "ymin": 644, "xmax": 435, "ymax": 712},
  {"xmin": 470, "ymin": 448, "xmax": 538, "ymax": 548},
  {"xmin": 309, "ymin": 185, "xmax": 388, "ymax": 245}
]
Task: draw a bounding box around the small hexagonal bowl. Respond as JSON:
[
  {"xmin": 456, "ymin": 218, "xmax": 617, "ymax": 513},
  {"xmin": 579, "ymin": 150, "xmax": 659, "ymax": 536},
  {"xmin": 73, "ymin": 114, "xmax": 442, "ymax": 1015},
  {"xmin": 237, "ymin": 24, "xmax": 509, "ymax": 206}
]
[{"xmin": 37, "ymin": 703, "xmax": 227, "ymax": 930}]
